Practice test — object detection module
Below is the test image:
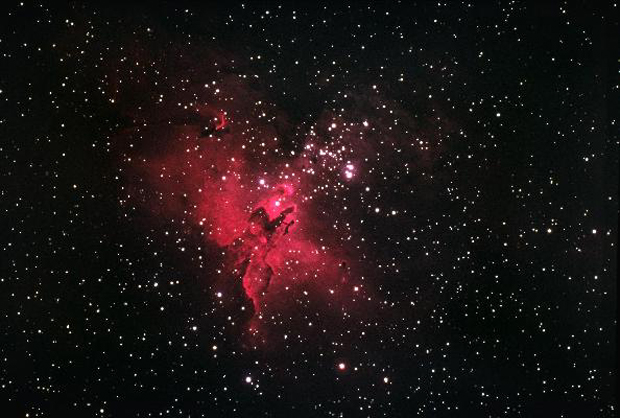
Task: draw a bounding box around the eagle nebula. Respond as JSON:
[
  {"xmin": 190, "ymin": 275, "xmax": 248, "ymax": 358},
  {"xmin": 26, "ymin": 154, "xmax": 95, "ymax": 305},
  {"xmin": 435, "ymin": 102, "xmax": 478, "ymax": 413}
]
[
  {"xmin": 122, "ymin": 105, "xmax": 379, "ymax": 342},
  {"xmin": 116, "ymin": 48, "xmax": 446, "ymax": 350},
  {"xmin": 3, "ymin": 3, "xmax": 615, "ymax": 417}
]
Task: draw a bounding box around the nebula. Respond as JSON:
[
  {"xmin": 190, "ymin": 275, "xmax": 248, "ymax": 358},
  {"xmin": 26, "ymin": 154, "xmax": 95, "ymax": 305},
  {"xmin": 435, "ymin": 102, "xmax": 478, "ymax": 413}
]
[
  {"xmin": 230, "ymin": 187, "xmax": 297, "ymax": 312},
  {"xmin": 188, "ymin": 136, "xmax": 358, "ymax": 334},
  {"xmin": 114, "ymin": 49, "xmax": 445, "ymax": 343},
  {"xmin": 120, "ymin": 109, "xmax": 364, "ymax": 338}
]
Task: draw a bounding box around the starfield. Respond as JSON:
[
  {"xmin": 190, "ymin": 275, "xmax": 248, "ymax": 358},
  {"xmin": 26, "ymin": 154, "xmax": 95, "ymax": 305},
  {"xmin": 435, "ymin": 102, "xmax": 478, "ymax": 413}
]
[{"xmin": 0, "ymin": 2, "xmax": 617, "ymax": 417}]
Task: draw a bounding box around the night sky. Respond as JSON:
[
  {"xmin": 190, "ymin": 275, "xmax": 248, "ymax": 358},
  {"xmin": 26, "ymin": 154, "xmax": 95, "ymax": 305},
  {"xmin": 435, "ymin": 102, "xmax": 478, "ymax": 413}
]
[{"xmin": 1, "ymin": 1, "xmax": 617, "ymax": 417}]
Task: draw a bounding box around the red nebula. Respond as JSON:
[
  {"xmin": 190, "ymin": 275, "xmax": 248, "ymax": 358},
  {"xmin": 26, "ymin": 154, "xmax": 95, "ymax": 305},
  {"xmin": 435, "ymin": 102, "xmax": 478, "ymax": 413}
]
[
  {"xmin": 229, "ymin": 184, "xmax": 298, "ymax": 313},
  {"xmin": 112, "ymin": 47, "xmax": 442, "ymax": 350},
  {"xmin": 122, "ymin": 113, "xmax": 360, "ymax": 335},
  {"xmin": 215, "ymin": 112, "xmax": 227, "ymax": 131}
]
